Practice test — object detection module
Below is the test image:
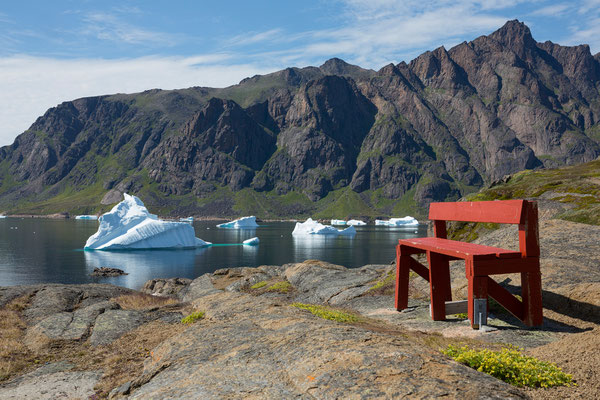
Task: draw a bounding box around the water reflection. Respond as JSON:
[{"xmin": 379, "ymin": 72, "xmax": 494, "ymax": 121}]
[
  {"xmin": 292, "ymin": 234, "xmax": 355, "ymax": 263},
  {"xmin": 84, "ymin": 248, "xmax": 208, "ymax": 288}
]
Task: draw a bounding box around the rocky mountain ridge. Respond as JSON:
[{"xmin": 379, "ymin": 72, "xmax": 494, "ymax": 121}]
[{"xmin": 1, "ymin": 20, "xmax": 599, "ymax": 218}]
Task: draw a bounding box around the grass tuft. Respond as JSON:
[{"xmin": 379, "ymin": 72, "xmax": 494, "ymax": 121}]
[
  {"xmin": 266, "ymin": 281, "xmax": 292, "ymax": 293},
  {"xmin": 291, "ymin": 303, "xmax": 359, "ymax": 323},
  {"xmin": 251, "ymin": 281, "xmax": 268, "ymax": 289},
  {"xmin": 442, "ymin": 345, "xmax": 574, "ymax": 388},
  {"xmin": 181, "ymin": 311, "xmax": 205, "ymax": 324}
]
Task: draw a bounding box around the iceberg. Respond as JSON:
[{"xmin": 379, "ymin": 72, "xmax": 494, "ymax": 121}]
[
  {"xmin": 0, "ymin": 215, "xmax": 6, "ymax": 219},
  {"xmin": 375, "ymin": 216, "xmax": 419, "ymax": 227},
  {"xmin": 292, "ymin": 218, "xmax": 356, "ymax": 236},
  {"xmin": 84, "ymin": 193, "xmax": 211, "ymax": 250},
  {"xmin": 179, "ymin": 217, "xmax": 194, "ymax": 222},
  {"xmin": 243, "ymin": 237, "xmax": 260, "ymax": 246},
  {"xmin": 216, "ymin": 216, "xmax": 259, "ymax": 228},
  {"xmin": 330, "ymin": 219, "xmax": 347, "ymax": 225},
  {"xmin": 75, "ymin": 215, "xmax": 98, "ymax": 220},
  {"xmin": 347, "ymin": 219, "xmax": 366, "ymax": 226}
]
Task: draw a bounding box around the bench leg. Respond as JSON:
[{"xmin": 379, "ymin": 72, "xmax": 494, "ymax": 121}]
[
  {"xmin": 395, "ymin": 245, "xmax": 411, "ymax": 311},
  {"xmin": 468, "ymin": 265, "xmax": 488, "ymax": 328},
  {"xmin": 521, "ymin": 269, "xmax": 543, "ymax": 327},
  {"xmin": 428, "ymin": 252, "xmax": 450, "ymax": 321}
]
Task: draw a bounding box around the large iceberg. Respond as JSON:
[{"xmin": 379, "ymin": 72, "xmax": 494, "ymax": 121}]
[
  {"xmin": 216, "ymin": 216, "xmax": 259, "ymax": 228},
  {"xmin": 330, "ymin": 219, "xmax": 347, "ymax": 226},
  {"xmin": 75, "ymin": 215, "xmax": 98, "ymax": 220},
  {"xmin": 375, "ymin": 216, "xmax": 419, "ymax": 227},
  {"xmin": 292, "ymin": 218, "xmax": 356, "ymax": 236},
  {"xmin": 84, "ymin": 193, "xmax": 211, "ymax": 250},
  {"xmin": 347, "ymin": 219, "xmax": 366, "ymax": 226}
]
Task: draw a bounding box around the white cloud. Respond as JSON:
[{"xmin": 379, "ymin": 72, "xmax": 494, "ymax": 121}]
[
  {"xmin": 80, "ymin": 12, "xmax": 178, "ymax": 47},
  {"xmin": 530, "ymin": 3, "xmax": 570, "ymax": 17},
  {"xmin": 0, "ymin": 55, "xmax": 276, "ymax": 146}
]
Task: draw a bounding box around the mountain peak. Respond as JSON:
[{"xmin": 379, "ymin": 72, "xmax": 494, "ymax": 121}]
[
  {"xmin": 490, "ymin": 19, "xmax": 534, "ymax": 46},
  {"xmin": 319, "ymin": 58, "xmax": 375, "ymax": 80}
]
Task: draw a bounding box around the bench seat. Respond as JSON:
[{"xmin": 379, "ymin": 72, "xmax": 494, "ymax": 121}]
[{"xmin": 398, "ymin": 237, "xmax": 522, "ymax": 260}]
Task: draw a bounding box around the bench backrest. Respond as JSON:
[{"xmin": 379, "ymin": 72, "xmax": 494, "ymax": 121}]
[{"xmin": 429, "ymin": 200, "xmax": 539, "ymax": 257}]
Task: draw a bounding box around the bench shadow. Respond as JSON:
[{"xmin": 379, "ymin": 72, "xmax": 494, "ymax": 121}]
[{"xmin": 489, "ymin": 281, "xmax": 600, "ymax": 333}]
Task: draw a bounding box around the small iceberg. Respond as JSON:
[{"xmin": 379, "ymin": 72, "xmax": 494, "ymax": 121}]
[
  {"xmin": 330, "ymin": 219, "xmax": 347, "ymax": 226},
  {"xmin": 179, "ymin": 217, "xmax": 194, "ymax": 222},
  {"xmin": 84, "ymin": 193, "xmax": 211, "ymax": 250},
  {"xmin": 243, "ymin": 237, "xmax": 260, "ymax": 246},
  {"xmin": 216, "ymin": 216, "xmax": 259, "ymax": 229},
  {"xmin": 0, "ymin": 215, "xmax": 6, "ymax": 219},
  {"xmin": 75, "ymin": 215, "xmax": 98, "ymax": 220},
  {"xmin": 292, "ymin": 218, "xmax": 356, "ymax": 236},
  {"xmin": 375, "ymin": 216, "xmax": 419, "ymax": 227},
  {"xmin": 347, "ymin": 219, "xmax": 366, "ymax": 226}
]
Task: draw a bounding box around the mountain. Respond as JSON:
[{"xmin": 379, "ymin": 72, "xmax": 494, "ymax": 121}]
[{"xmin": 1, "ymin": 20, "xmax": 599, "ymax": 218}]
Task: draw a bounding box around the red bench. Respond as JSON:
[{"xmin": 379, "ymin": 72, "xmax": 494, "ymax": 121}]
[{"xmin": 395, "ymin": 200, "xmax": 542, "ymax": 328}]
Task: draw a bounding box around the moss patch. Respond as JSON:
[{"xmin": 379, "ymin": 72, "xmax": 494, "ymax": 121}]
[
  {"xmin": 291, "ymin": 303, "xmax": 360, "ymax": 323},
  {"xmin": 181, "ymin": 311, "xmax": 205, "ymax": 324}
]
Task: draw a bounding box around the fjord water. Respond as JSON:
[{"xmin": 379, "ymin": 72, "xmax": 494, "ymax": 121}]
[{"xmin": 0, "ymin": 218, "xmax": 426, "ymax": 290}]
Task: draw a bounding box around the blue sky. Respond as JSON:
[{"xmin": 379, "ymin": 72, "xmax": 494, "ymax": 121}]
[{"xmin": 1, "ymin": 0, "xmax": 599, "ymax": 146}]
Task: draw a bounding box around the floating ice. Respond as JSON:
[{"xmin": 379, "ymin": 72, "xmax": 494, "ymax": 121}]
[
  {"xmin": 330, "ymin": 219, "xmax": 347, "ymax": 226},
  {"xmin": 347, "ymin": 219, "xmax": 366, "ymax": 226},
  {"xmin": 216, "ymin": 216, "xmax": 259, "ymax": 228},
  {"xmin": 84, "ymin": 193, "xmax": 211, "ymax": 250},
  {"xmin": 0, "ymin": 215, "xmax": 6, "ymax": 219},
  {"xmin": 375, "ymin": 216, "xmax": 419, "ymax": 227},
  {"xmin": 243, "ymin": 237, "xmax": 260, "ymax": 246},
  {"xmin": 179, "ymin": 217, "xmax": 194, "ymax": 222},
  {"xmin": 292, "ymin": 218, "xmax": 356, "ymax": 236},
  {"xmin": 75, "ymin": 215, "xmax": 98, "ymax": 220}
]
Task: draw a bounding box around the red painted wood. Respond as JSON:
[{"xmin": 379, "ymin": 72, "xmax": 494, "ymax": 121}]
[
  {"xmin": 519, "ymin": 201, "xmax": 540, "ymax": 258},
  {"xmin": 428, "ymin": 252, "xmax": 449, "ymax": 321},
  {"xmin": 471, "ymin": 257, "xmax": 540, "ymax": 276},
  {"xmin": 433, "ymin": 220, "xmax": 447, "ymax": 239},
  {"xmin": 487, "ymin": 277, "xmax": 524, "ymax": 321},
  {"xmin": 395, "ymin": 246, "xmax": 410, "ymax": 311},
  {"xmin": 395, "ymin": 199, "xmax": 542, "ymax": 327},
  {"xmin": 408, "ymin": 257, "xmax": 430, "ymax": 281},
  {"xmin": 399, "ymin": 237, "xmax": 522, "ymax": 260},
  {"xmin": 521, "ymin": 270, "xmax": 543, "ymax": 326},
  {"xmin": 429, "ymin": 200, "xmax": 525, "ymax": 224}
]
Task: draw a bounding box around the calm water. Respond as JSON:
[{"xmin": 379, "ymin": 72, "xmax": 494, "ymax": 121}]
[{"xmin": 0, "ymin": 218, "xmax": 426, "ymax": 290}]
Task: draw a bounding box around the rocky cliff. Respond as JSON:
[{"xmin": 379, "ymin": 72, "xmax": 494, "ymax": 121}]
[{"xmin": 1, "ymin": 20, "xmax": 599, "ymax": 218}]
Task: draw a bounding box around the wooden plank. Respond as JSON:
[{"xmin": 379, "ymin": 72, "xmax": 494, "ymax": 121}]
[
  {"xmin": 428, "ymin": 252, "xmax": 449, "ymax": 321},
  {"xmin": 521, "ymin": 270, "xmax": 543, "ymax": 327},
  {"xmin": 398, "ymin": 237, "xmax": 522, "ymax": 259},
  {"xmin": 444, "ymin": 300, "xmax": 468, "ymax": 315},
  {"xmin": 395, "ymin": 246, "xmax": 411, "ymax": 311},
  {"xmin": 519, "ymin": 201, "xmax": 540, "ymax": 258},
  {"xmin": 487, "ymin": 277, "xmax": 524, "ymax": 321},
  {"xmin": 429, "ymin": 200, "xmax": 525, "ymax": 224},
  {"xmin": 471, "ymin": 258, "xmax": 540, "ymax": 276},
  {"xmin": 408, "ymin": 257, "xmax": 430, "ymax": 281}
]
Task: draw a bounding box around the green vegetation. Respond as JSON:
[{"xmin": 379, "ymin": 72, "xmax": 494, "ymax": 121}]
[
  {"xmin": 443, "ymin": 345, "xmax": 574, "ymax": 388},
  {"xmin": 266, "ymin": 281, "xmax": 292, "ymax": 293},
  {"xmin": 181, "ymin": 311, "xmax": 205, "ymax": 324},
  {"xmin": 465, "ymin": 159, "xmax": 600, "ymax": 226},
  {"xmin": 251, "ymin": 281, "xmax": 268, "ymax": 289},
  {"xmin": 291, "ymin": 303, "xmax": 359, "ymax": 323},
  {"xmin": 368, "ymin": 271, "xmax": 396, "ymax": 291}
]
